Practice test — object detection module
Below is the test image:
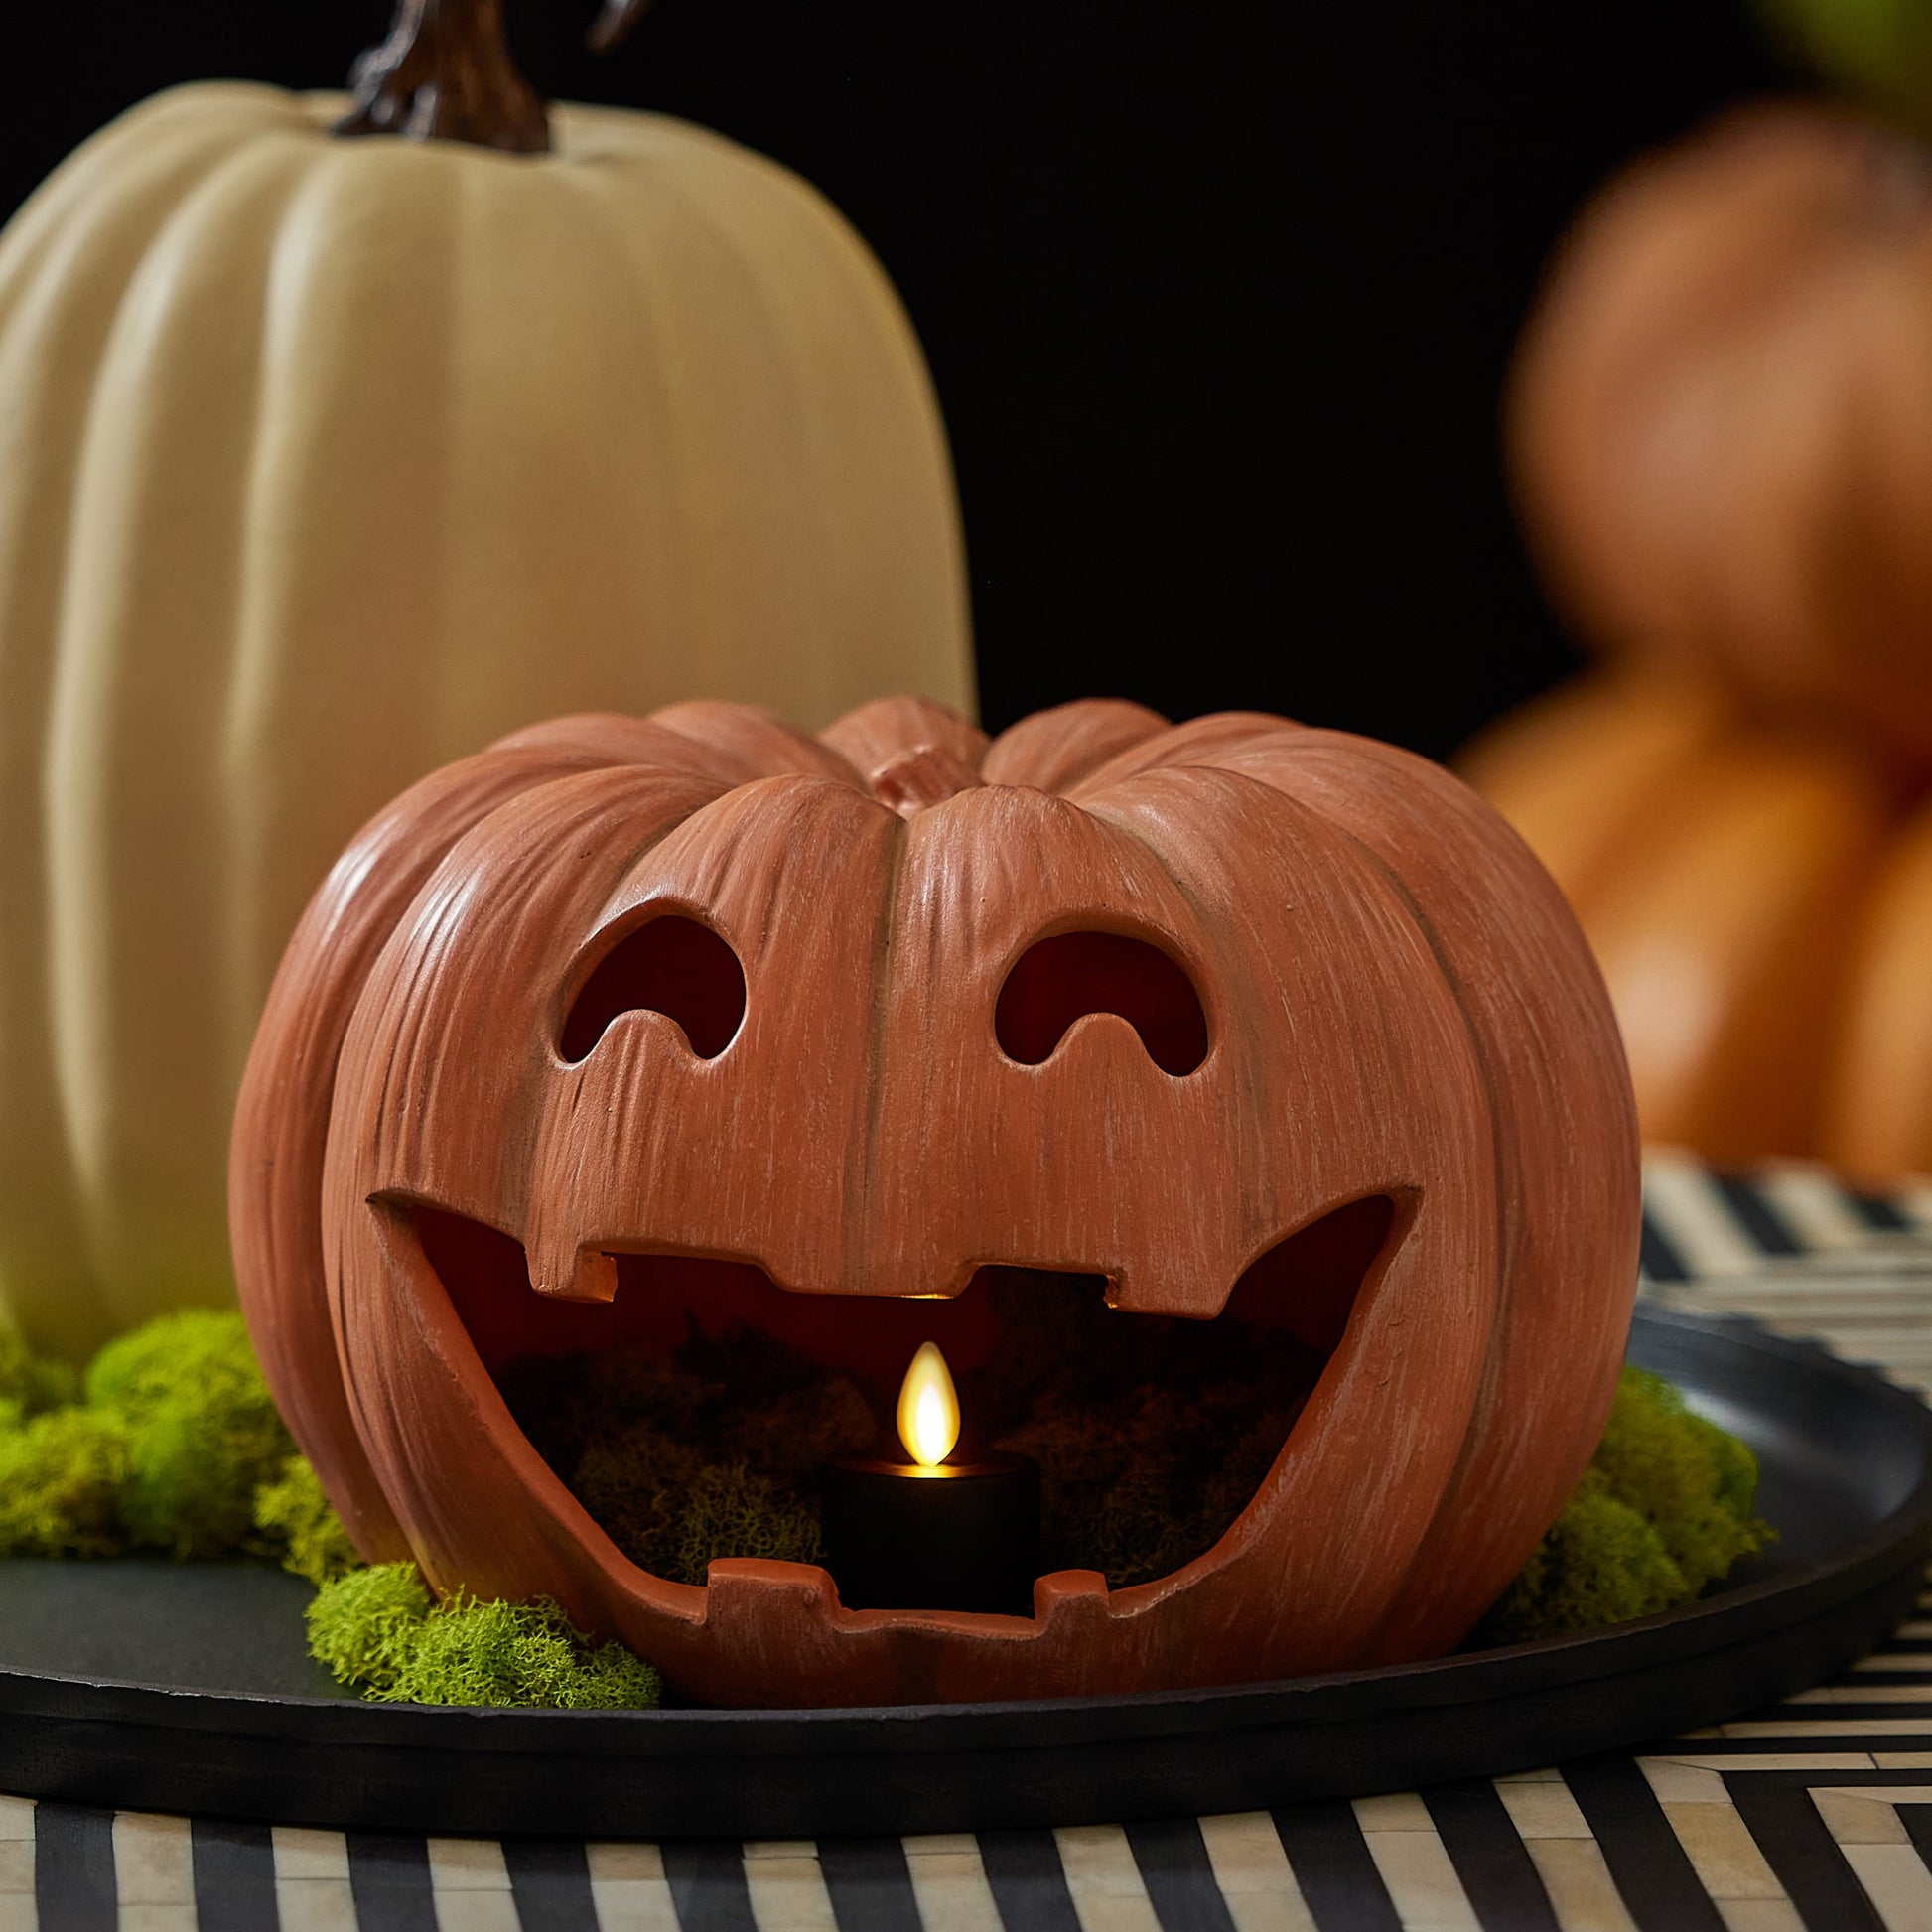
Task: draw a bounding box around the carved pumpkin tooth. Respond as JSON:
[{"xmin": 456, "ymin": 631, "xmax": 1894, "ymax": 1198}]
[{"xmin": 532, "ymin": 1249, "xmax": 618, "ymax": 1305}]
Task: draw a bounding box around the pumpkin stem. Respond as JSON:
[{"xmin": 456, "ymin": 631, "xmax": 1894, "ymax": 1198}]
[{"xmin": 337, "ymin": 0, "xmax": 654, "ymax": 154}]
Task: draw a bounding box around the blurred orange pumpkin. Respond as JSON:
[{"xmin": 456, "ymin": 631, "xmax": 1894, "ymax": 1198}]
[
  {"xmin": 1464, "ymin": 669, "xmax": 1932, "ymax": 1177},
  {"xmin": 1510, "ymin": 101, "xmax": 1932, "ymax": 767}
]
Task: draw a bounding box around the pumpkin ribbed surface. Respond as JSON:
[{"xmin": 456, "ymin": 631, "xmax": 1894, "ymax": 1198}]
[
  {"xmin": 0, "ymin": 84, "xmax": 970, "ymax": 1353},
  {"xmin": 232, "ymin": 695, "xmax": 1638, "ymax": 1706}
]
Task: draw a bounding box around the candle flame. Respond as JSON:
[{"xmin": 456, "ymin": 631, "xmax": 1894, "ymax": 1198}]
[{"xmin": 897, "ymin": 1341, "xmax": 960, "ymax": 1467}]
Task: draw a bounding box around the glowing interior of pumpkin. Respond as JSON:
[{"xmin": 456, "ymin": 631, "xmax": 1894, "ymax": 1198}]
[{"xmin": 401, "ymin": 1187, "xmax": 1398, "ymax": 1594}]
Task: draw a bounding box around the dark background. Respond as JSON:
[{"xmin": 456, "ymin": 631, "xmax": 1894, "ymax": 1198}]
[{"xmin": 0, "ymin": 1, "xmax": 1790, "ymax": 754}]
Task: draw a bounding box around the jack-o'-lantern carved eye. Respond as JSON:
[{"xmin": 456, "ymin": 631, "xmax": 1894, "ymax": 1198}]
[
  {"xmin": 995, "ymin": 930, "xmax": 1208, "ymax": 1075},
  {"xmin": 561, "ymin": 915, "xmax": 746, "ymax": 1062}
]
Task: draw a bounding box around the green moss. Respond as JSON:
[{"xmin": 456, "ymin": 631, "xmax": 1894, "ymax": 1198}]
[
  {"xmin": 1478, "ymin": 1368, "xmax": 1772, "ymax": 1645},
  {"xmin": 306, "ymin": 1561, "xmax": 436, "ymax": 1696},
  {"xmin": 0, "ymin": 1309, "xmax": 360, "ymax": 1578},
  {"xmin": 570, "ymin": 1425, "xmax": 703, "ymax": 1576},
  {"xmin": 500, "ymin": 1330, "xmax": 871, "ymax": 1585},
  {"xmin": 87, "ymin": 1310, "xmax": 297, "ymax": 1558},
  {"xmin": 672, "ymin": 1462, "xmax": 824, "ymax": 1581},
  {"xmin": 254, "ymin": 1457, "xmax": 362, "ymax": 1586},
  {"xmin": 1589, "ymin": 1368, "xmax": 1767, "ymax": 1594},
  {"xmin": 0, "ymin": 1325, "xmax": 79, "ymax": 1417},
  {"xmin": 563, "ymin": 1425, "xmax": 824, "ymax": 1587},
  {"xmin": 306, "ymin": 1561, "xmax": 660, "ymax": 1710},
  {"xmin": 997, "ymin": 1371, "xmax": 1306, "ymax": 1588},
  {"xmin": 392, "ymin": 1596, "xmax": 661, "ymax": 1709},
  {"xmin": 0, "ymin": 1409, "xmax": 130, "ymax": 1557}
]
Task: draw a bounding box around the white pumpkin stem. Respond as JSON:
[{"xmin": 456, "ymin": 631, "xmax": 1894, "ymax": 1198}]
[{"xmin": 338, "ymin": 0, "xmax": 654, "ymax": 154}]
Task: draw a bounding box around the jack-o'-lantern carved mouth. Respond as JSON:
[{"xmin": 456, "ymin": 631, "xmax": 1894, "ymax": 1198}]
[{"xmin": 398, "ymin": 1192, "xmax": 1407, "ymax": 1603}]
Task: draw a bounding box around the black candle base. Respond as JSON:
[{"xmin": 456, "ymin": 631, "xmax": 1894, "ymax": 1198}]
[{"xmin": 822, "ymin": 1453, "xmax": 1040, "ymax": 1615}]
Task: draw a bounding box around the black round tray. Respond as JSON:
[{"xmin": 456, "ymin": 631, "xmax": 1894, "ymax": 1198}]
[{"xmin": 0, "ymin": 1303, "xmax": 1926, "ymax": 1838}]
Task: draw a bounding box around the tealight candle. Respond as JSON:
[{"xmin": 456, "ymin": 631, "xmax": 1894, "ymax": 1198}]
[{"xmin": 822, "ymin": 1341, "xmax": 1040, "ymax": 1615}]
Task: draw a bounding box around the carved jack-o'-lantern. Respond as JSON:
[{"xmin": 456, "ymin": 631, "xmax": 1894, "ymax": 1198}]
[{"xmin": 230, "ymin": 695, "xmax": 1638, "ymax": 1707}]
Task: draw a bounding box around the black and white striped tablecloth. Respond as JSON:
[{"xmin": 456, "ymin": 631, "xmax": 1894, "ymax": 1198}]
[{"xmin": 12, "ymin": 1153, "xmax": 1932, "ymax": 1932}]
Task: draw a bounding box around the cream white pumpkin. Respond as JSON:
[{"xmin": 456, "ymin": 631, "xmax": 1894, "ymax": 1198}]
[{"xmin": 0, "ymin": 80, "xmax": 973, "ymax": 1354}]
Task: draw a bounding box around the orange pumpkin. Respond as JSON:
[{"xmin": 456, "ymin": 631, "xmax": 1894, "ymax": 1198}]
[
  {"xmin": 229, "ymin": 695, "xmax": 1637, "ymax": 1707},
  {"xmin": 1510, "ymin": 101, "xmax": 1932, "ymax": 765},
  {"xmin": 1464, "ymin": 668, "xmax": 1932, "ymax": 1175}
]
